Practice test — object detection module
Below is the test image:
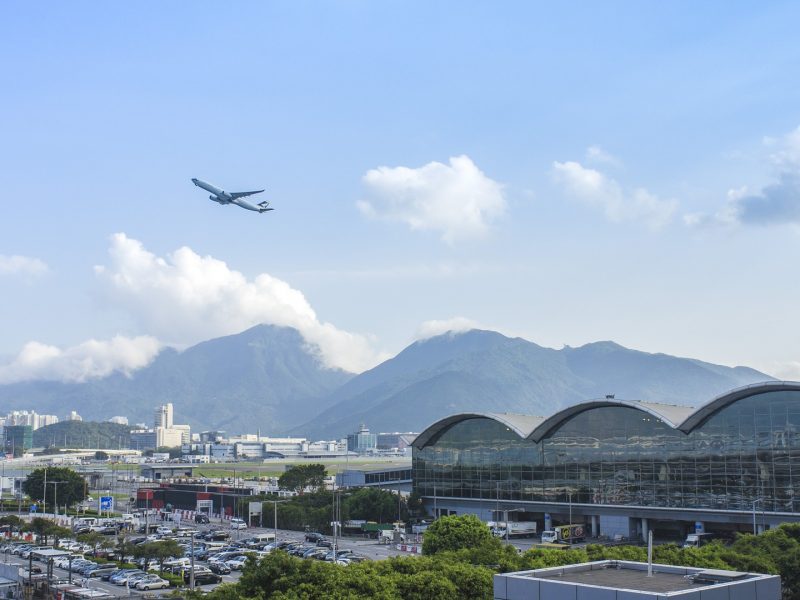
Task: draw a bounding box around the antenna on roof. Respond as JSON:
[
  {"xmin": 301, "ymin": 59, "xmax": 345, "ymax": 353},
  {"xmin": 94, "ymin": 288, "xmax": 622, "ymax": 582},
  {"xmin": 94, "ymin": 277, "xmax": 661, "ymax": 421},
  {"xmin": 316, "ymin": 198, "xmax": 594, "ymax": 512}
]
[{"xmin": 605, "ymin": 394, "xmax": 615, "ymax": 399}]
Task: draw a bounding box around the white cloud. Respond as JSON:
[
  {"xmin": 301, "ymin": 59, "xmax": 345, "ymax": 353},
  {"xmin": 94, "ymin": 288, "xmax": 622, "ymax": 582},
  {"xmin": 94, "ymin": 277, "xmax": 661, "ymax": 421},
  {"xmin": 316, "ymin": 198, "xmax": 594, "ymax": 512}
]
[
  {"xmin": 0, "ymin": 335, "xmax": 161, "ymax": 384},
  {"xmin": 93, "ymin": 233, "xmax": 383, "ymax": 373},
  {"xmin": 552, "ymin": 161, "xmax": 676, "ymax": 228},
  {"xmin": 415, "ymin": 317, "xmax": 481, "ymax": 340},
  {"xmin": 769, "ymin": 361, "xmax": 800, "ymax": 381},
  {"xmin": 0, "ymin": 255, "xmax": 48, "ymax": 277},
  {"xmin": 358, "ymin": 155, "xmax": 506, "ymax": 243},
  {"xmin": 689, "ymin": 126, "xmax": 800, "ymax": 228},
  {"xmin": 585, "ymin": 145, "xmax": 621, "ymax": 167}
]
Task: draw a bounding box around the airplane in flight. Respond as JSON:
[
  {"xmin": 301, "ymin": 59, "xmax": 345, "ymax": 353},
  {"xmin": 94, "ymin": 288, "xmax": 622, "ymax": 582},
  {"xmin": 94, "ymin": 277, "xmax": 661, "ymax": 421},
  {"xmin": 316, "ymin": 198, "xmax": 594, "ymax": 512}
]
[{"xmin": 191, "ymin": 178, "xmax": 274, "ymax": 213}]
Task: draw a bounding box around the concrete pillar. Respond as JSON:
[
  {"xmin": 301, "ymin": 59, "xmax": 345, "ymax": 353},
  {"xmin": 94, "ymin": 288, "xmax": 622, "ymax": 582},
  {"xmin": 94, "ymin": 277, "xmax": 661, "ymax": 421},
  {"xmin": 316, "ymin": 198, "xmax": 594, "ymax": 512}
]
[
  {"xmin": 640, "ymin": 518, "xmax": 649, "ymax": 542},
  {"xmin": 544, "ymin": 513, "xmax": 552, "ymax": 531},
  {"xmin": 757, "ymin": 524, "xmax": 765, "ymax": 534},
  {"xmin": 590, "ymin": 515, "xmax": 599, "ymax": 537}
]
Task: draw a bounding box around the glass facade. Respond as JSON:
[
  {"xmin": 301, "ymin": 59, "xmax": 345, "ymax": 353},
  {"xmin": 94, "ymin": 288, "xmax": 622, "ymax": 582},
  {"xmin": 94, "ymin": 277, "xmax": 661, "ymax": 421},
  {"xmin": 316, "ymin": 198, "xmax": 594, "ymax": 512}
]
[{"xmin": 413, "ymin": 390, "xmax": 800, "ymax": 514}]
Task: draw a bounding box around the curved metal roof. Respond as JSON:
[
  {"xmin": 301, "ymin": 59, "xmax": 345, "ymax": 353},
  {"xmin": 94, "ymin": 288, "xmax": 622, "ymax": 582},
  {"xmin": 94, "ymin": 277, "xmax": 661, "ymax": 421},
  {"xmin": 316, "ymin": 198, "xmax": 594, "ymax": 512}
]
[
  {"xmin": 412, "ymin": 412, "xmax": 544, "ymax": 448},
  {"xmin": 677, "ymin": 380, "xmax": 800, "ymax": 432},
  {"xmin": 413, "ymin": 381, "xmax": 800, "ymax": 449},
  {"xmin": 527, "ymin": 398, "xmax": 687, "ymax": 442}
]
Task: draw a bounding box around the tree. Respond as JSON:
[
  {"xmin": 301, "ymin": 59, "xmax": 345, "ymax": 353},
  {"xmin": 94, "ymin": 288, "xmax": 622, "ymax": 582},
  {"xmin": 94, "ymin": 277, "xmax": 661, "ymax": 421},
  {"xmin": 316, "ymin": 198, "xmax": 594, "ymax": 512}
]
[
  {"xmin": 422, "ymin": 514, "xmax": 498, "ymax": 555},
  {"xmin": 345, "ymin": 488, "xmax": 407, "ymax": 523},
  {"xmin": 0, "ymin": 515, "xmax": 23, "ymax": 531},
  {"xmin": 21, "ymin": 467, "xmax": 87, "ymax": 509},
  {"xmin": 278, "ymin": 464, "xmax": 326, "ymax": 494},
  {"xmin": 135, "ymin": 540, "xmax": 184, "ymax": 573},
  {"xmin": 26, "ymin": 517, "xmax": 53, "ymax": 544},
  {"xmin": 77, "ymin": 531, "xmax": 111, "ymax": 557}
]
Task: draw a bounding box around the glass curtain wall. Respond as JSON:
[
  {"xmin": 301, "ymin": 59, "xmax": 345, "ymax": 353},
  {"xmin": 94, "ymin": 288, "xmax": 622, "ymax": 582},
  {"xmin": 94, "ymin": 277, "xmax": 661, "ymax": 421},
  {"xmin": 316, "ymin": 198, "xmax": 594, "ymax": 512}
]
[{"xmin": 412, "ymin": 391, "xmax": 800, "ymax": 513}]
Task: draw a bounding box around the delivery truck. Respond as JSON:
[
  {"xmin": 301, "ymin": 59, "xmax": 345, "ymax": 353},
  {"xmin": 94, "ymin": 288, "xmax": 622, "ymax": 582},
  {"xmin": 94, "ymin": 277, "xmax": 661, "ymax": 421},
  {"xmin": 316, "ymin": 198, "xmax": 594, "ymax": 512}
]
[
  {"xmin": 491, "ymin": 521, "xmax": 537, "ymax": 538},
  {"xmin": 540, "ymin": 524, "xmax": 586, "ymax": 544}
]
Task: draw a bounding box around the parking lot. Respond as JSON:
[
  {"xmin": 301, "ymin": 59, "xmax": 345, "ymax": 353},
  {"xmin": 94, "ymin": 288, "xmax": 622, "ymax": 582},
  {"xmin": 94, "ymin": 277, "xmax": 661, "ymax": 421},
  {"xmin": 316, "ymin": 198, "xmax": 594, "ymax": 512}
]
[{"xmin": 0, "ymin": 520, "xmax": 422, "ymax": 597}]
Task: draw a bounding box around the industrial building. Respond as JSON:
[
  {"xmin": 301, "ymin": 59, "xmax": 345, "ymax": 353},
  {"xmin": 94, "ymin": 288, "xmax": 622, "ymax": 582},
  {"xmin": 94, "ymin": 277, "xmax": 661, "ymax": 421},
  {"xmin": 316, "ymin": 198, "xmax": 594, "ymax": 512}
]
[{"xmin": 413, "ymin": 381, "xmax": 800, "ymax": 540}]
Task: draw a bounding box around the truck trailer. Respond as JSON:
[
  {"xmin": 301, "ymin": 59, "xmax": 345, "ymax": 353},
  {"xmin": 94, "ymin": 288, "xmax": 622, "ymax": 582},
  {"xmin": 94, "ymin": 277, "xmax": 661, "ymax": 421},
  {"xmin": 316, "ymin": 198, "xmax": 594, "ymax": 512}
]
[
  {"xmin": 540, "ymin": 524, "xmax": 586, "ymax": 544},
  {"xmin": 491, "ymin": 521, "xmax": 538, "ymax": 538}
]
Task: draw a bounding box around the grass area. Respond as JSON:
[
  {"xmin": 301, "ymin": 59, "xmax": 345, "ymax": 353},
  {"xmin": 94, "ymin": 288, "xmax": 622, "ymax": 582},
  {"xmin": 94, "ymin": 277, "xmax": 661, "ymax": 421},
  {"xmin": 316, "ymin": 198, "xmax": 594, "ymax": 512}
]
[{"xmin": 193, "ymin": 457, "xmax": 411, "ymax": 480}]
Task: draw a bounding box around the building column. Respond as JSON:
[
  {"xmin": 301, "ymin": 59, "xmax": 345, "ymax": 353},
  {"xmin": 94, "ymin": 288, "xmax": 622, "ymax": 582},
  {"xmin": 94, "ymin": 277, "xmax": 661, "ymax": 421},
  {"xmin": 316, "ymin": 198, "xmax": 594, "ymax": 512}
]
[
  {"xmin": 640, "ymin": 518, "xmax": 649, "ymax": 542},
  {"xmin": 590, "ymin": 515, "xmax": 599, "ymax": 538},
  {"xmin": 544, "ymin": 513, "xmax": 552, "ymax": 532},
  {"xmin": 757, "ymin": 524, "xmax": 765, "ymax": 534}
]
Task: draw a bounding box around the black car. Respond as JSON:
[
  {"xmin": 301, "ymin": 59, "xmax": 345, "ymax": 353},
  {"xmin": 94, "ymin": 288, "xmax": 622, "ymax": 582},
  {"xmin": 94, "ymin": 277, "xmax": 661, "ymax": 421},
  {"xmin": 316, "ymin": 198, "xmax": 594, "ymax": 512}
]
[
  {"xmin": 304, "ymin": 532, "xmax": 324, "ymax": 543},
  {"xmin": 208, "ymin": 562, "xmax": 231, "ymax": 575},
  {"xmin": 194, "ymin": 513, "xmax": 210, "ymax": 524},
  {"xmin": 316, "ymin": 539, "xmax": 333, "ymax": 548},
  {"xmin": 186, "ymin": 571, "xmax": 222, "ymax": 585}
]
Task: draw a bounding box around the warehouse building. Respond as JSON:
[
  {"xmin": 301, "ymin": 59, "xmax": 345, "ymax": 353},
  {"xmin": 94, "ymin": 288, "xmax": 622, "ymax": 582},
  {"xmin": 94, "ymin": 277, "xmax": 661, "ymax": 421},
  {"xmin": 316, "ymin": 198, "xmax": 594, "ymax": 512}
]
[{"xmin": 413, "ymin": 381, "xmax": 800, "ymax": 540}]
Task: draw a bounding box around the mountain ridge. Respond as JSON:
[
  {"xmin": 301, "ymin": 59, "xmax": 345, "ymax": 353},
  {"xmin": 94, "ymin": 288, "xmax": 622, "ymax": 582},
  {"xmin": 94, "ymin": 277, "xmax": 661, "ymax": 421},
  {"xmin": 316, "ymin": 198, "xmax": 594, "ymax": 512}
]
[{"xmin": 0, "ymin": 326, "xmax": 774, "ymax": 439}]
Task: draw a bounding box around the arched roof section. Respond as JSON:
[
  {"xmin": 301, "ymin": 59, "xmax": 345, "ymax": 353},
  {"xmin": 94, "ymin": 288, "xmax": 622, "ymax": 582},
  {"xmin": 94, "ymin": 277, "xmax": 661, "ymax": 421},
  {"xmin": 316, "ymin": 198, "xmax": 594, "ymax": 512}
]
[
  {"xmin": 413, "ymin": 412, "xmax": 544, "ymax": 449},
  {"xmin": 678, "ymin": 380, "xmax": 800, "ymax": 432},
  {"xmin": 528, "ymin": 398, "xmax": 685, "ymax": 442}
]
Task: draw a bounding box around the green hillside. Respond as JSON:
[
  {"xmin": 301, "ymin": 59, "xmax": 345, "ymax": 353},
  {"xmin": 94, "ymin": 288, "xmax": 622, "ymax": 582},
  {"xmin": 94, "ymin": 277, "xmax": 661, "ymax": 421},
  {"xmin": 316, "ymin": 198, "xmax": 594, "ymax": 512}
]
[{"xmin": 32, "ymin": 420, "xmax": 131, "ymax": 449}]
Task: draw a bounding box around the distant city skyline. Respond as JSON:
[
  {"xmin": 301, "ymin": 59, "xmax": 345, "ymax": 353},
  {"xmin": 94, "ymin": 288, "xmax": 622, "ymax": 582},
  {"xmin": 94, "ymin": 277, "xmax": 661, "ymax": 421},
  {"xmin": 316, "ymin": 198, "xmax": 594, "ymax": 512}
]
[{"xmin": 2, "ymin": 3, "xmax": 800, "ymax": 383}]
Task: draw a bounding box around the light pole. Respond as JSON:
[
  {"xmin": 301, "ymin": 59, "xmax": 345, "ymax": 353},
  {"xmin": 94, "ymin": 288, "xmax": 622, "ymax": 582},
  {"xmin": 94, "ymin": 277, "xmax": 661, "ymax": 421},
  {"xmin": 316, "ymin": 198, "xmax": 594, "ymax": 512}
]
[
  {"xmin": 47, "ymin": 481, "xmax": 63, "ymax": 519},
  {"xmin": 265, "ymin": 499, "xmax": 289, "ymax": 545}
]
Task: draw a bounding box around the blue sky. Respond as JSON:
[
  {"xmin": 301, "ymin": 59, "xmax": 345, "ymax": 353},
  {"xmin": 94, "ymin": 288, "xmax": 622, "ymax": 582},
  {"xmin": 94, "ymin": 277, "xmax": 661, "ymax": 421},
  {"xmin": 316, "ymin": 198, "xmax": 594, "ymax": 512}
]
[{"xmin": 1, "ymin": 1, "xmax": 800, "ymax": 382}]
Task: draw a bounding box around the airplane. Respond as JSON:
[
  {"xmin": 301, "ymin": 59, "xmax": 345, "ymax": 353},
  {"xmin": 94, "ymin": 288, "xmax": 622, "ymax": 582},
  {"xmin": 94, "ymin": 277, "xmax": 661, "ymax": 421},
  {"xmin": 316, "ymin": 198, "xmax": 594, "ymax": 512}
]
[{"xmin": 191, "ymin": 178, "xmax": 274, "ymax": 213}]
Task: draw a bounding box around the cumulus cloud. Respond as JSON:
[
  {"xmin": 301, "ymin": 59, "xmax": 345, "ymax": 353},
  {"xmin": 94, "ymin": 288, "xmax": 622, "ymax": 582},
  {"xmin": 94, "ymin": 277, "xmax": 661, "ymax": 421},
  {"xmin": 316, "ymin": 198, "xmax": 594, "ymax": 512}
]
[
  {"xmin": 93, "ymin": 233, "xmax": 382, "ymax": 373},
  {"xmin": 0, "ymin": 335, "xmax": 161, "ymax": 384},
  {"xmin": 688, "ymin": 126, "xmax": 800, "ymax": 228},
  {"xmin": 415, "ymin": 317, "xmax": 481, "ymax": 340},
  {"xmin": 552, "ymin": 161, "xmax": 676, "ymax": 228},
  {"xmin": 0, "ymin": 255, "xmax": 48, "ymax": 277},
  {"xmin": 358, "ymin": 155, "xmax": 506, "ymax": 243}
]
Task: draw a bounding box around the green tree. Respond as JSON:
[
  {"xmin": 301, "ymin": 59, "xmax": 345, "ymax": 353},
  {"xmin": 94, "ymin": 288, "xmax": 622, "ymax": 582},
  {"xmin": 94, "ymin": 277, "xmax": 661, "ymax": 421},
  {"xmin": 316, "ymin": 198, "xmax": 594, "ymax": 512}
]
[
  {"xmin": 21, "ymin": 467, "xmax": 87, "ymax": 509},
  {"xmin": 345, "ymin": 488, "xmax": 406, "ymax": 523},
  {"xmin": 26, "ymin": 517, "xmax": 53, "ymax": 544},
  {"xmin": 422, "ymin": 514, "xmax": 498, "ymax": 555},
  {"xmin": 134, "ymin": 539, "xmax": 184, "ymax": 573},
  {"xmin": 77, "ymin": 531, "xmax": 111, "ymax": 557},
  {"xmin": 278, "ymin": 464, "xmax": 326, "ymax": 494},
  {"xmin": 0, "ymin": 515, "xmax": 23, "ymax": 530}
]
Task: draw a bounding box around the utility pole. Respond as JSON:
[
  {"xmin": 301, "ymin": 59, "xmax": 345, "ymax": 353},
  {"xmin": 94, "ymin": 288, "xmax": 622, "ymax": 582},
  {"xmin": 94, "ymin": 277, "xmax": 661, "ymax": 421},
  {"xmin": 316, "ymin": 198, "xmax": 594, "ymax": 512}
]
[
  {"xmin": 42, "ymin": 467, "xmax": 47, "ymax": 515},
  {"xmin": 189, "ymin": 532, "xmax": 195, "ymax": 591},
  {"xmin": 47, "ymin": 481, "xmax": 63, "ymax": 518}
]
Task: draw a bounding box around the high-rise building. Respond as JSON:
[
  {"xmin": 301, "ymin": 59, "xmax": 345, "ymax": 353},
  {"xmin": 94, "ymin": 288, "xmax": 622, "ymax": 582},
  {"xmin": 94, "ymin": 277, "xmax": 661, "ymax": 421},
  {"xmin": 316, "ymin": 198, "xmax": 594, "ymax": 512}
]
[
  {"xmin": 154, "ymin": 403, "xmax": 174, "ymax": 429},
  {"xmin": 108, "ymin": 416, "xmax": 129, "ymax": 425},
  {"xmin": 4, "ymin": 425, "xmax": 33, "ymax": 456}
]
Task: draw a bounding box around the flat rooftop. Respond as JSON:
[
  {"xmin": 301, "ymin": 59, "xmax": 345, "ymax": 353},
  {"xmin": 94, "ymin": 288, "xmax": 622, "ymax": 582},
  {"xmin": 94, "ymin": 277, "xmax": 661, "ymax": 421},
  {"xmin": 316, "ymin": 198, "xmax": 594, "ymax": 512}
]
[
  {"xmin": 539, "ymin": 565, "xmax": 705, "ymax": 593},
  {"xmin": 495, "ymin": 560, "xmax": 781, "ymax": 599}
]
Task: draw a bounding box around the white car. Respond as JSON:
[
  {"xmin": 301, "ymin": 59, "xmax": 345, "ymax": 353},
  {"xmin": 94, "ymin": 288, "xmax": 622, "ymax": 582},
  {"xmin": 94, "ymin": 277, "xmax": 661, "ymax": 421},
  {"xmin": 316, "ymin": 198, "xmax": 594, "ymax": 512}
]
[
  {"xmin": 135, "ymin": 575, "xmax": 170, "ymax": 590},
  {"xmin": 230, "ymin": 518, "xmax": 247, "ymax": 530},
  {"xmin": 156, "ymin": 526, "xmax": 174, "ymax": 535},
  {"xmin": 225, "ymin": 556, "xmax": 249, "ymax": 570}
]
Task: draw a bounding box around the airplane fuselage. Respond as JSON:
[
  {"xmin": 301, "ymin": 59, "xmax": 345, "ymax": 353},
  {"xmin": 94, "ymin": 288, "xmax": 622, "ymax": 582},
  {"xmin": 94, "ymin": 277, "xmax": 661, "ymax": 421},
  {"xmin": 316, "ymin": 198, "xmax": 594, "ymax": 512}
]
[{"xmin": 191, "ymin": 178, "xmax": 272, "ymax": 212}]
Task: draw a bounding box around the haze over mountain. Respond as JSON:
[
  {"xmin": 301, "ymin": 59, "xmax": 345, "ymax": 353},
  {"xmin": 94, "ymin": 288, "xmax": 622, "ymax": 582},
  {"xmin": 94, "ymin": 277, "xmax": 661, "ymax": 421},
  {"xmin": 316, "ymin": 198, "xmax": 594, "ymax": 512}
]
[{"xmin": 0, "ymin": 326, "xmax": 773, "ymax": 439}]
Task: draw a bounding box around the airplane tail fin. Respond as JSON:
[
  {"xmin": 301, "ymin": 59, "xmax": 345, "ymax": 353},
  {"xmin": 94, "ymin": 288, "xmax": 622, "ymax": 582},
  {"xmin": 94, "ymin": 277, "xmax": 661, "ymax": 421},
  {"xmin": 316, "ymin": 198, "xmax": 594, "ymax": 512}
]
[{"xmin": 258, "ymin": 200, "xmax": 274, "ymax": 213}]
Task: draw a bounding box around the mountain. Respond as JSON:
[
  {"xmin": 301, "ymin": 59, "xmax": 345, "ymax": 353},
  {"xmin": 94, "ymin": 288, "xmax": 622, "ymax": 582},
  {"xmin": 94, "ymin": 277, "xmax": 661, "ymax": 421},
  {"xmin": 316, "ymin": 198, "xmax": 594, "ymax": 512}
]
[
  {"xmin": 0, "ymin": 325, "xmax": 352, "ymax": 434},
  {"xmin": 294, "ymin": 330, "xmax": 773, "ymax": 439},
  {"xmin": 0, "ymin": 326, "xmax": 775, "ymax": 440},
  {"xmin": 32, "ymin": 421, "xmax": 131, "ymax": 450}
]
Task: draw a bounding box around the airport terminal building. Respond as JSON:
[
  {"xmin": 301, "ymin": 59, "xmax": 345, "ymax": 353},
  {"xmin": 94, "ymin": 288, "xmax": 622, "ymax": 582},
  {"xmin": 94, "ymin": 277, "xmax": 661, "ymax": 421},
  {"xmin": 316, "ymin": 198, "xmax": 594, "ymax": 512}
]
[{"xmin": 412, "ymin": 381, "xmax": 800, "ymax": 540}]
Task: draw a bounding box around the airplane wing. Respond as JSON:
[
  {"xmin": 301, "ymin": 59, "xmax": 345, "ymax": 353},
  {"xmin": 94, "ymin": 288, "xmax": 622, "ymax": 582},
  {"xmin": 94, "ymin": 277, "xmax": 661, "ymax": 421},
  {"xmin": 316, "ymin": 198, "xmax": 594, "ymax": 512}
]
[{"xmin": 229, "ymin": 189, "xmax": 265, "ymax": 199}]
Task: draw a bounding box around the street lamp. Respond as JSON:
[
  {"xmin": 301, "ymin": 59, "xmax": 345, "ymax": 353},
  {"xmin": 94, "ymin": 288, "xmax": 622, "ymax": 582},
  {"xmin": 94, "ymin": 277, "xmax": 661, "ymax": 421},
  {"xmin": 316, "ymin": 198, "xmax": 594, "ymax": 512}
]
[
  {"xmin": 47, "ymin": 481, "xmax": 64, "ymax": 519},
  {"xmin": 265, "ymin": 499, "xmax": 290, "ymax": 546}
]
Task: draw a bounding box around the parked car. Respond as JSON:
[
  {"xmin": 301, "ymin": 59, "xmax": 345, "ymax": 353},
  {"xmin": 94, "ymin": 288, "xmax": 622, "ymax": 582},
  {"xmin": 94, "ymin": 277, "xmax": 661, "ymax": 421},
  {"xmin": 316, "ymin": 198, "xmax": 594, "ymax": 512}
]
[
  {"xmin": 230, "ymin": 518, "xmax": 247, "ymax": 530},
  {"xmin": 304, "ymin": 532, "xmax": 325, "ymax": 543},
  {"xmin": 135, "ymin": 574, "xmax": 170, "ymax": 590},
  {"xmin": 185, "ymin": 569, "xmax": 222, "ymax": 585},
  {"xmin": 208, "ymin": 561, "xmax": 231, "ymax": 575},
  {"xmin": 195, "ymin": 513, "xmax": 210, "ymax": 524}
]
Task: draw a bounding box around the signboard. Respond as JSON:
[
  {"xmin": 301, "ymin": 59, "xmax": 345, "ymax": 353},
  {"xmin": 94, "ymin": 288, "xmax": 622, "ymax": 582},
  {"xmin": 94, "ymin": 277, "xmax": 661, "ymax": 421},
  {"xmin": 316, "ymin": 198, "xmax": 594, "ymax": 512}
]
[
  {"xmin": 100, "ymin": 496, "xmax": 114, "ymax": 511},
  {"xmin": 248, "ymin": 502, "xmax": 262, "ymax": 515},
  {"xmin": 29, "ymin": 504, "xmax": 37, "ymax": 513}
]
